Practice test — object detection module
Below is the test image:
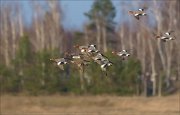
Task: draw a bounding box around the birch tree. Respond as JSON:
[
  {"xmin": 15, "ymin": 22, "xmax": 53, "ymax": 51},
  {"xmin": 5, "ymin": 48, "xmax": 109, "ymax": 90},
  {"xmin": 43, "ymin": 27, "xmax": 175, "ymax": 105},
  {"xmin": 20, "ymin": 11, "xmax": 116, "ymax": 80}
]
[
  {"xmin": 2, "ymin": 5, "xmax": 10, "ymax": 67},
  {"xmin": 85, "ymin": 0, "xmax": 116, "ymax": 52}
]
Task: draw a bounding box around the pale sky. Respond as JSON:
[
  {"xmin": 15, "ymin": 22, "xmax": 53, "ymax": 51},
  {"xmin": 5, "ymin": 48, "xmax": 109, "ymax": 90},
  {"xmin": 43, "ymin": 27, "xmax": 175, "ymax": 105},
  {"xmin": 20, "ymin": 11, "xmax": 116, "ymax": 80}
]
[
  {"xmin": 61, "ymin": 0, "xmax": 121, "ymax": 30},
  {"xmin": 18, "ymin": 0, "xmax": 122, "ymax": 30},
  {"xmin": 2, "ymin": 0, "xmax": 152, "ymax": 30}
]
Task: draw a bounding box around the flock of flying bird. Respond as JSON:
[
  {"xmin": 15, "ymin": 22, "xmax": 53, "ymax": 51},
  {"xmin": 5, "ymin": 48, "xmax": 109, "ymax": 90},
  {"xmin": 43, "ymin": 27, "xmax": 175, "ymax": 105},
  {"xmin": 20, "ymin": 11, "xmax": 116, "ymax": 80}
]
[
  {"xmin": 50, "ymin": 7, "xmax": 176, "ymax": 76},
  {"xmin": 50, "ymin": 44, "xmax": 130, "ymax": 76}
]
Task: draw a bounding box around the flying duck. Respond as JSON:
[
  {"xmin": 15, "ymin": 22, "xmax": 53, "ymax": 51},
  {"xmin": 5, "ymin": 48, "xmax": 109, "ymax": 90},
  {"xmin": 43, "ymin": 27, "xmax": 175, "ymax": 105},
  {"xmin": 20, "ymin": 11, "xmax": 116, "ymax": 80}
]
[
  {"xmin": 92, "ymin": 53, "xmax": 109, "ymax": 64},
  {"xmin": 73, "ymin": 45, "xmax": 88, "ymax": 54},
  {"xmin": 100, "ymin": 59, "xmax": 113, "ymax": 76},
  {"xmin": 50, "ymin": 58, "xmax": 69, "ymax": 70},
  {"xmin": 154, "ymin": 31, "xmax": 175, "ymax": 42},
  {"xmin": 68, "ymin": 53, "xmax": 90, "ymax": 71},
  {"xmin": 92, "ymin": 52, "xmax": 113, "ymax": 76},
  {"xmin": 101, "ymin": 62, "xmax": 113, "ymax": 72},
  {"xmin": 129, "ymin": 7, "xmax": 147, "ymax": 20},
  {"xmin": 112, "ymin": 50, "xmax": 130, "ymax": 60},
  {"xmin": 87, "ymin": 44, "xmax": 99, "ymax": 53}
]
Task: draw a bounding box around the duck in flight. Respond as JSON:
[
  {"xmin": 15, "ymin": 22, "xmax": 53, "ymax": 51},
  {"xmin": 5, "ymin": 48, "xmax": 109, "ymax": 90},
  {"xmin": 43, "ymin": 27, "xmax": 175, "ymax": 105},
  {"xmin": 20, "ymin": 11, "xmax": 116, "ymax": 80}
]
[
  {"xmin": 112, "ymin": 50, "xmax": 130, "ymax": 60},
  {"xmin": 69, "ymin": 53, "xmax": 90, "ymax": 71},
  {"xmin": 87, "ymin": 44, "xmax": 99, "ymax": 53},
  {"xmin": 129, "ymin": 7, "xmax": 147, "ymax": 20},
  {"xmin": 50, "ymin": 58, "xmax": 69, "ymax": 70},
  {"xmin": 73, "ymin": 45, "xmax": 88, "ymax": 54},
  {"xmin": 74, "ymin": 44, "xmax": 99, "ymax": 57},
  {"xmin": 92, "ymin": 52, "xmax": 112, "ymax": 76},
  {"xmin": 153, "ymin": 31, "xmax": 175, "ymax": 42}
]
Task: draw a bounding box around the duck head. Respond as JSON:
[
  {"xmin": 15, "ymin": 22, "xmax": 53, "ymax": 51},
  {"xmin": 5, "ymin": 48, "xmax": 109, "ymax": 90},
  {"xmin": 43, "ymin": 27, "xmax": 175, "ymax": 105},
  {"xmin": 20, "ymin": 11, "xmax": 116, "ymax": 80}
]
[
  {"xmin": 111, "ymin": 51, "xmax": 117, "ymax": 54},
  {"xmin": 138, "ymin": 8, "xmax": 144, "ymax": 11},
  {"xmin": 81, "ymin": 48, "xmax": 87, "ymax": 52},
  {"xmin": 89, "ymin": 44, "xmax": 96, "ymax": 48},
  {"xmin": 108, "ymin": 62, "xmax": 113, "ymax": 66},
  {"xmin": 50, "ymin": 58, "xmax": 55, "ymax": 61}
]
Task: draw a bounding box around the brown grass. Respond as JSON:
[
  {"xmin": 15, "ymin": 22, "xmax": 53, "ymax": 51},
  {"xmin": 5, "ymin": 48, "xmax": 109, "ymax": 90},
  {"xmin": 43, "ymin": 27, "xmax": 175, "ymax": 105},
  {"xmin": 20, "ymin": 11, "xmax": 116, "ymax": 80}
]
[{"xmin": 1, "ymin": 94, "xmax": 179, "ymax": 115}]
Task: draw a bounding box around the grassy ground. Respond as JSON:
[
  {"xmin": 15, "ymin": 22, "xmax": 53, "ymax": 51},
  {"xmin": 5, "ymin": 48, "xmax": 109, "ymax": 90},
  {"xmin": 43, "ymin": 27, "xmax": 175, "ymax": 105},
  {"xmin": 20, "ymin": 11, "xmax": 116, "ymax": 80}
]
[{"xmin": 1, "ymin": 94, "xmax": 179, "ymax": 115}]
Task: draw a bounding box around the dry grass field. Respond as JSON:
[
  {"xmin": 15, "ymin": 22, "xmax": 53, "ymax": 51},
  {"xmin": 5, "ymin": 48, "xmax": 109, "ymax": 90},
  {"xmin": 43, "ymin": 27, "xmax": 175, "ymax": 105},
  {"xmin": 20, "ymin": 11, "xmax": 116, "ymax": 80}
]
[{"xmin": 1, "ymin": 94, "xmax": 179, "ymax": 115}]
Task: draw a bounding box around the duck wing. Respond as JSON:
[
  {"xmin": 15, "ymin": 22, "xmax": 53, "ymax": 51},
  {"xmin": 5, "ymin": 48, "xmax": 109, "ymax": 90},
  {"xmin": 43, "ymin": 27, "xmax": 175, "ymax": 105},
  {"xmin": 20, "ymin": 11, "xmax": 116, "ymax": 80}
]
[
  {"xmin": 58, "ymin": 65, "xmax": 64, "ymax": 70},
  {"xmin": 50, "ymin": 58, "xmax": 65, "ymax": 63},
  {"xmin": 134, "ymin": 15, "xmax": 140, "ymax": 20}
]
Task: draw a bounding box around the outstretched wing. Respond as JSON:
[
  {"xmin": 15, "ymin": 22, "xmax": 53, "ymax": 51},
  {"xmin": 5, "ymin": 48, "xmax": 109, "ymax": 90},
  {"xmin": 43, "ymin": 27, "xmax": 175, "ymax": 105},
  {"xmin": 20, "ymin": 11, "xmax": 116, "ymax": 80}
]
[
  {"xmin": 58, "ymin": 65, "xmax": 64, "ymax": 70},
  {"xmin": 134, "ymin": 14, "xmax": 140, "ymax": 20},
  {"xmin": 50, "ymin": 58, "xmax": 64, "ymax": 63}
]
